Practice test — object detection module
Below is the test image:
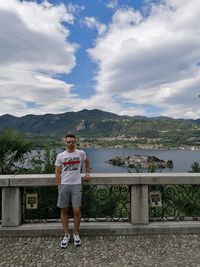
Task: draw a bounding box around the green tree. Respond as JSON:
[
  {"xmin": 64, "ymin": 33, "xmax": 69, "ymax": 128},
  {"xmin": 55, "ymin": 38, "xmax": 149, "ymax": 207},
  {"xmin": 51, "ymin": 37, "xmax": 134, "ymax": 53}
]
[
  {"xmin": 31, "ymin": 143, "xmax": 57, "ymax": 174},
  {"xmin": 0, "ymin": 129, "xmax": 33, "ymax": 174},
  {"xmin": 190, "ymin": 162, "xmax": 200, "ymax": 173}
]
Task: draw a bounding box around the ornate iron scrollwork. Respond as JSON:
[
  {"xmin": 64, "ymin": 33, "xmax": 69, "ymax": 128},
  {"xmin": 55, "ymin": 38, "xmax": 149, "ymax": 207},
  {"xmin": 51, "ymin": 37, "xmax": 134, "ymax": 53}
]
[
  {"xmin": 22, "ymin": 187, "xmax": 60, "ymax": 223},
  {"xmin": 22, "ymin": 184, "xmax": 130, "ymax": 223},
  {"xmin": 149, "ymin": 185, "xmax": 200, "ymax": 221},
  {"xmin": 81, "ymin": 184, "xmax": 130, "ymax": 222}
]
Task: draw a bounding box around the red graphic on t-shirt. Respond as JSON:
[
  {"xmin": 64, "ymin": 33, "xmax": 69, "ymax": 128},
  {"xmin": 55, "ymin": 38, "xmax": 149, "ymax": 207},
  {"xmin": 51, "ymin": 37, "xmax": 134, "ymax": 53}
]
[
  {"xmin": 63, "ymin": 157, "xmax": 81, "ymax": 171},
  {"xmin": 63, "ymin": 160, "xmax": 80, "ymax": 166}
]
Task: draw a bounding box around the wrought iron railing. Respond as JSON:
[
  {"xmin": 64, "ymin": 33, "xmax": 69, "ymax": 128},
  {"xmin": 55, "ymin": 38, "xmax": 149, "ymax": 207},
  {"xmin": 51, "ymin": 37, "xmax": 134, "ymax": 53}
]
[
  {"xmin": 22, "ymin": 184, "xmax": 130, "ymax": 223},
  {"xmin": 21, "ymin": 184, "xmax": 200, "ymax": 223},
  {"xmin": 149, "ymin": 185, "xmax": 200, "ymax": 221},
  {"xmin": 22, "ymin": 186, "xmax": 60, "ymax": 223}
]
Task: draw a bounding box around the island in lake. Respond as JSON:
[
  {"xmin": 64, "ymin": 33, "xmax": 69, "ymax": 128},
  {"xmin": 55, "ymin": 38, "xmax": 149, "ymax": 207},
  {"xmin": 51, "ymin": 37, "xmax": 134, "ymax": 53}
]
[{"xmin": 106, "ymin": 155, "xmax": 173, "ymax": 169}]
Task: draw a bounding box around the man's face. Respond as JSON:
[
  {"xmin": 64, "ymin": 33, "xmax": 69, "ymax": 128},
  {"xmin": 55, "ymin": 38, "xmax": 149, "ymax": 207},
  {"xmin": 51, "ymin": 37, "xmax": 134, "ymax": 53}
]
[{"xmin": 65, "ymin": 137, "xmax": 76, "ymax": 151}]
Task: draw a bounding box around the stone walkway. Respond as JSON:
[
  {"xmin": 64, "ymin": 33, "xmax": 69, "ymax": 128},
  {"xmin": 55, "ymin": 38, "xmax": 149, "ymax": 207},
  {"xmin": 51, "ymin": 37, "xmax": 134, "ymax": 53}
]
[{"xmin": 1, "ymin": 234, "xmax": 200, "ymax": 267}]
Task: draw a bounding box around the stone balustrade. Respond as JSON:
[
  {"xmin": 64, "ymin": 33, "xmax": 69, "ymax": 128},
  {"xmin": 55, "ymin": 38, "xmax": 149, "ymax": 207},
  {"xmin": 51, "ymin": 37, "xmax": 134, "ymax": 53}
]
[{"xmin": 1, "ymin": 173, "xmax": 200, "ymax": 227}]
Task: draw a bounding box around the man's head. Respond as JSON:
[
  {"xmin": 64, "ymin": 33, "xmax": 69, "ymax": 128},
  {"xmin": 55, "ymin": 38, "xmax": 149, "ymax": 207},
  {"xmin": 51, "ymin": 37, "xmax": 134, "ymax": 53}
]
[{"xmin": 65, "ymin": 134, "xmax": 76, "ymax": 152}]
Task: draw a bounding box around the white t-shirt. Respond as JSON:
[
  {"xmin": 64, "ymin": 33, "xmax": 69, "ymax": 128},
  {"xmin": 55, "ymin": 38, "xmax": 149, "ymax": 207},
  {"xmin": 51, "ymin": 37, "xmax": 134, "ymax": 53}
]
[{"xmin": 55, "ymin": 149, "xmax": 87, "ymax": 184}]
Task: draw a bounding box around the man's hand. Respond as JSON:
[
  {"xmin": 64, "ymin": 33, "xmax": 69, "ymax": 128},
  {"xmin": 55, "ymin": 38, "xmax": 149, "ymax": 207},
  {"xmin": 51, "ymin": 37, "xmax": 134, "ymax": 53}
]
[{"xmin": 83, "ymin": 173, "xmax": 90, "ymax": 182}]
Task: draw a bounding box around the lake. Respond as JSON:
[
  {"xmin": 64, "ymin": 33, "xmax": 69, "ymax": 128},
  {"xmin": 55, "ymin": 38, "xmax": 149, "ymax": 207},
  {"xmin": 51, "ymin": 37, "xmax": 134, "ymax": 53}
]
[{"xmin": 83, "ymin": 148, "xmax": 200, "ymax": 173}]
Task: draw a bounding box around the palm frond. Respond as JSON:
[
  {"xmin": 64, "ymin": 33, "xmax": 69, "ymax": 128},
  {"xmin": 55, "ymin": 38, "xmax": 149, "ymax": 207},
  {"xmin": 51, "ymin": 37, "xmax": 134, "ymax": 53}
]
[{"xmin": 0, "ymin": 129, "xmax": 33, "ymax": 174}]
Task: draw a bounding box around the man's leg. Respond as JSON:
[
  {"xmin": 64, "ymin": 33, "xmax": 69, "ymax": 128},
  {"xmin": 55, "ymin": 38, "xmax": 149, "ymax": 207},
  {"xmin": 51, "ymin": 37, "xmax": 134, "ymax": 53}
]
[
  {"xmin": 71, "ymin": 184, "xmax": 82, "ymax": 233},
  {"xmin": 73, "ymin": 207, "xmax": 81, "ymax": 246},
  {"xmin": 73, "ymin": 207, "xmax": 81, "ymax": 233},
  {"xmin": 60, "ymin": 207, "xmax": 71, "ymax": 248},
  {"xmin": 71, "ymin": 185, "xmax": 82, "ymax": 246},
  {"xmin": 61, "ymin": 207, "xmax": 69, "ymax": 235}
]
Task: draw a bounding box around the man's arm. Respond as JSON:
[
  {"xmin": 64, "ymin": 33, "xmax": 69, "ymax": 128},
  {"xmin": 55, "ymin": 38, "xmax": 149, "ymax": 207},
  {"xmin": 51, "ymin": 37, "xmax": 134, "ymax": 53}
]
[
  {"xmin": 83, "ymin": 158, "xmax": 90, "ymax": 181},
  {"xmin": 55, "ymin": 165, "xmax": 62, "ymax": 185}
]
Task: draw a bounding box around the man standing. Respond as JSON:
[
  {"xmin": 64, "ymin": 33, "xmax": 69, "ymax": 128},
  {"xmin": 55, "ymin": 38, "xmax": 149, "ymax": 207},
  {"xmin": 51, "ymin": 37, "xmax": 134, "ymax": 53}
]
[{"xmin": 55, "ymin": 134, "xmax": 90, "ymax": 248}]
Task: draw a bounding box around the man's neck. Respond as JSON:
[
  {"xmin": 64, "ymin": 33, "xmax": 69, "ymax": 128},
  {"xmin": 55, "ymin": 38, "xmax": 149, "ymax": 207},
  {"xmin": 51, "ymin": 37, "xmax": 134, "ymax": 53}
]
[{"xmin": 67, "ymin": 148, "xmax": 75, "ymax": 153}]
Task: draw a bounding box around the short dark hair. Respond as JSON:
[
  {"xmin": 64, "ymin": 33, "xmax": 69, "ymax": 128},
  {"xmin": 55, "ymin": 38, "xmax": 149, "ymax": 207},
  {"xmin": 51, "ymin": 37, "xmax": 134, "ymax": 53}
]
[{"xmin": 65, "ymin": 133, "xmax": 76, "ymax": 139}]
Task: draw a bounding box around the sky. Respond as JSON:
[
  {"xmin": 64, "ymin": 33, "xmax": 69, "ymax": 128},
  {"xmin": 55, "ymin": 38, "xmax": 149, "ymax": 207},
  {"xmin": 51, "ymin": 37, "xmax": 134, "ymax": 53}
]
[{"xmin": 0, "ymin": 0, "xmax": 200, "ymax": 119}]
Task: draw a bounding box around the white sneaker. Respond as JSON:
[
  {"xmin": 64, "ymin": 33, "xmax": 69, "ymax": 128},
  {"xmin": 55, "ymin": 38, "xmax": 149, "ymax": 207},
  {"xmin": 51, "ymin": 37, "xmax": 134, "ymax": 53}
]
[
  {"xmin": 73, "ymin": 232, "xmax": 81, "ymax": 246},
  {"xmin": 60, "ymin": 234, "xmax": 70, "ymax": 248}
]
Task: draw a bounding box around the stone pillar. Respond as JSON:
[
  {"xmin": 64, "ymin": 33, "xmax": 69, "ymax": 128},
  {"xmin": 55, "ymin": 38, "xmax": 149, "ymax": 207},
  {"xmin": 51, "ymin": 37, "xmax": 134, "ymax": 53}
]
[
  {"xmin": 131, "ymin": 185, "xmax": 149, "ymax": 224},
  {"xmin": 2, "ymin": 187, "xmax": 21, "ymax": 226}
]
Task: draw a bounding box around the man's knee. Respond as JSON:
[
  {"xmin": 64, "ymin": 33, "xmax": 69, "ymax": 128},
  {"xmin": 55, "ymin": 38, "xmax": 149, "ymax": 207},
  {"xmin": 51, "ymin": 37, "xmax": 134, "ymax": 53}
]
[
  {"xmin": 73, "ymin": 207, "xmax": 81, "ymax": 216},
  {"xmin": 61, "ymin": 208, "xmax": 68, "ymax": 216}
]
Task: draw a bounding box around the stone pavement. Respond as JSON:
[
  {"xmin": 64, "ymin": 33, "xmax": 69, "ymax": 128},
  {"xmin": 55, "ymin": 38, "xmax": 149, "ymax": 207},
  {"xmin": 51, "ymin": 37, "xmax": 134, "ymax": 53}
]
[{"xmin": 1, "ymin": 234, "xmax": 200, "ymax": 267}]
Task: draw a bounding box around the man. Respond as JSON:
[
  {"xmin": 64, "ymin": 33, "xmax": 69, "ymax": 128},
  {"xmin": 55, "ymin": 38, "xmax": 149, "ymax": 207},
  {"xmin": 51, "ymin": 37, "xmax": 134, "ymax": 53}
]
[{"xmin": 55, "ymin": 134, "xmax": 90, "ymax": 248}]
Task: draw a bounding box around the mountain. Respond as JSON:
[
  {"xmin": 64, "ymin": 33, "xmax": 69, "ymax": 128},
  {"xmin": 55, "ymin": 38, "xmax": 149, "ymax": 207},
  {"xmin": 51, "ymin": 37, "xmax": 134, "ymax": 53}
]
[
  {"xmin": 0, "ymin": 109, "xmax": 199, "ymax": 147},
  {"xmin": 0, "ymin": 109, "xmax": 125, "ymax": 134}
]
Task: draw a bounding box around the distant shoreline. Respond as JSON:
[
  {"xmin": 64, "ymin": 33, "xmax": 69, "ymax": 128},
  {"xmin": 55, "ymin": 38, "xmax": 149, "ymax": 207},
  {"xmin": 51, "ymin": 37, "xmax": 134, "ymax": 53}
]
[{"xmin": 80, "ymin": 144, "xmax": 200, "ymax": 151}]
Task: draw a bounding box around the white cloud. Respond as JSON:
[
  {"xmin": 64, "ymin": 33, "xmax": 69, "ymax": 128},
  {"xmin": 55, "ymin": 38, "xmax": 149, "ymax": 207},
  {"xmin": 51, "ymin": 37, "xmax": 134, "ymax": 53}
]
[
  {"xmin": 83, "ymin": 16, "xmax": 107, "ymax": 36},
  {"xmin": 87, "ymin": 0, "xmax": 200, "ymax": 118},
  {"xmin": 106, "ymin": 0, "xmax": 118, "ymax": 9},
  {"xmin": 0, "ymin": 0, "xmax": 82, "ymax": 116},
  {"xmin": 1, "ymin": 0, "xmax": 200, "ymax": 119}
]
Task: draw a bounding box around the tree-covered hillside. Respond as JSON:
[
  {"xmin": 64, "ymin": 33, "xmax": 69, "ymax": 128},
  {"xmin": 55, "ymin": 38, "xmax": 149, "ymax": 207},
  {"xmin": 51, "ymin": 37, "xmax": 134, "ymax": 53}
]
[{"xmin": 0, "ymin": 109, "xmax": 199, "ymax": 148}]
